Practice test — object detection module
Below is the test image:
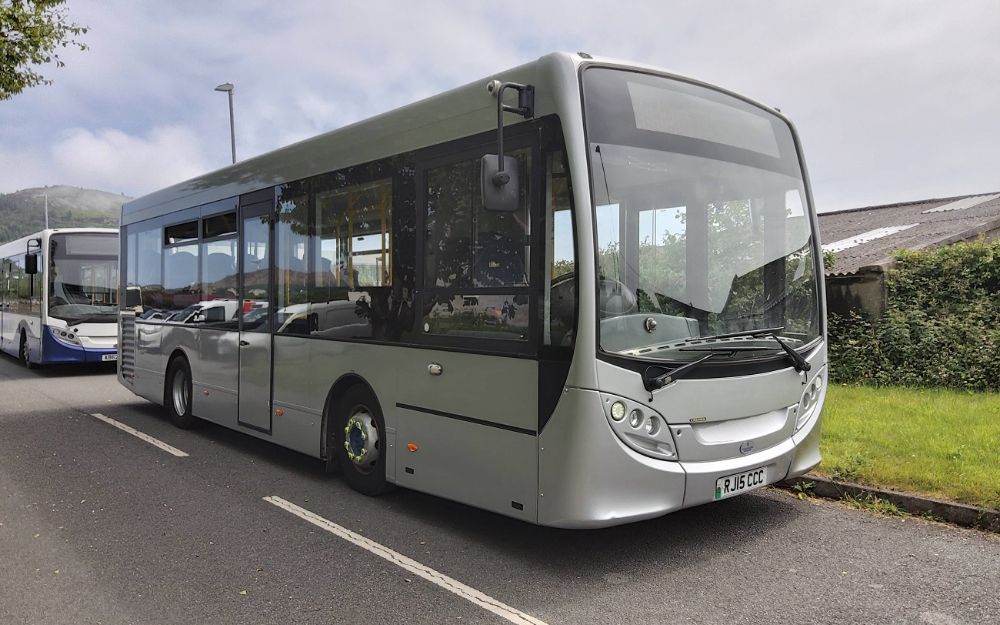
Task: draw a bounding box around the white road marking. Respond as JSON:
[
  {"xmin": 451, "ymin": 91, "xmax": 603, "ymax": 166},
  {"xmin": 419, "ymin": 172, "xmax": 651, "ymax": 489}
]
[
  {"xmin": 263, "ymin": 496, "xmax": 548, "ymax": 625},
  {"xmin": 89, "ymin": 413, "xmax": 189, "ymax": 457}
]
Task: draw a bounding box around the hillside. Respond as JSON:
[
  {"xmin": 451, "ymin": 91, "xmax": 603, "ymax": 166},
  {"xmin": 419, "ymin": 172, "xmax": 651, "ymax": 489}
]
[{"xmin": 0, "ymin": 186, "xmax": 131, "ymax": 242}]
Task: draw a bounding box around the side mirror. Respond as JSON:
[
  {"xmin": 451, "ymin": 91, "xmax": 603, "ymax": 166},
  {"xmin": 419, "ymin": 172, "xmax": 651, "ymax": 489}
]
[
  {"xmin": 191, "ymin": 312, "xmax": 206, "ymax": 324},
  {"xmin": 25, "ymin": 253, "xmax": 38, "ymax": 275},
  {"xmin": 481, "ymin": 154, "xmax": 520, "ymax": 212},
  {"xmin": 482, "ymin": 80, "xmax": 533, "ymax": 213}
]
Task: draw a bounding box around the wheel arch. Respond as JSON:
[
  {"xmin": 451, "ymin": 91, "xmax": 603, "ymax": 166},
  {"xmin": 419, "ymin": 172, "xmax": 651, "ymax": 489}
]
[
  {"xmin": 18, "ymin": 322, "xmax": 40, "ymax": 346},
  {"xmin": 165, "ymin": 347, "xmax": 192, "ymax": 372},
  {"xmin": 163, "ymin": 348, "xmax": 192, "ymax": 402},
  {"xmin": 320, "ymin": 373, "xmax": 380, "ymax": 461}
]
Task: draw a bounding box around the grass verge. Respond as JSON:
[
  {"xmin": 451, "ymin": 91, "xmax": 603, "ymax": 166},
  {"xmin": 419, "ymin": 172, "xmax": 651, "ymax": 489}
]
[{"xmin": 817, "ymin": 385, "xmax": 1000, "ymax": 510}]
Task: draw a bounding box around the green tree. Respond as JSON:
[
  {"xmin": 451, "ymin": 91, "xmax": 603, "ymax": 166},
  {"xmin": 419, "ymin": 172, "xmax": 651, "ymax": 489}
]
[
  {"xmin": 1, "ymin": 0, "xmax": 88, "ymax": 100},
  {"xmin": 828, "ymin": 239, "xmax": 1000, "ymax": 390}
]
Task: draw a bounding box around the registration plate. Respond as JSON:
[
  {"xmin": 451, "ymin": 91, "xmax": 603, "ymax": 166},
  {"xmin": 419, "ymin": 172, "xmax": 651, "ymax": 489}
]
[
  {"xmin": 101, "ymin": 353, "xmax": 118, "ymax": 362},
  {"xmin": 714, "ymin": 467, "xmax": 767, "ymax": 500}
]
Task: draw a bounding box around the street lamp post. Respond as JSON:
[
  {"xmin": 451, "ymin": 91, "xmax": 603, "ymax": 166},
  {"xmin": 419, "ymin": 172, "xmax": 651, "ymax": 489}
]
[
  {"xmin": 214, "ymin": 82, "xmax": 236, "ymax": 164},
  {"xmin": 33, "ymin": 193, "xmax": 49, "ymax": 229}
]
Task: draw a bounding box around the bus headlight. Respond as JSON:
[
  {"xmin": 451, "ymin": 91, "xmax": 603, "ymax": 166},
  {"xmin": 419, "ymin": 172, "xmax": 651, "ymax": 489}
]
[
  {"xmin": 795, "ymin": 368, "xmax": 826, "ymax": 432},
  {"xmin": 49, "ymin": 326, "xmax": 82, "ymax": 346},
  {"xmin": 601, "ymin": 393, "xmax": 677, "ymax": 461},
  {"xmin": 610, "ymin": 401, "xmax": 627, "ymax": 421}
]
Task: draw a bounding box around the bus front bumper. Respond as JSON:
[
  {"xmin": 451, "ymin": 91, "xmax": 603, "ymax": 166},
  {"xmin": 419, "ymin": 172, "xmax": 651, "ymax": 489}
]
[
  {"xmin": 42, "ymin": 329, "xmax": 118, "ymax": 364},
  {"xmin": 537, "ymin": 387, "xmax": 822, "ymax": 528},
  {"xmin": 679, "ymin": 408, "xmax": 821, "ymax": 508}
]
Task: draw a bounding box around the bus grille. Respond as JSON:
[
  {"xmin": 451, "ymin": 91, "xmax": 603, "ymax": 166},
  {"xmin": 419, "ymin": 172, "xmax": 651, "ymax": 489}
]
[{"xmin": 119, "ymin": 312, "xmax": 136, "ymax": 380}]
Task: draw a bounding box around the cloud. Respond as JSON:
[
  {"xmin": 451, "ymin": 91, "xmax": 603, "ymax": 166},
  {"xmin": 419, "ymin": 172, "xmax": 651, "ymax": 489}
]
[
  {"xmin": 0, "ymin": 0, "xmax": 998, "ymax": 211},
  {"xmin": 0, "ymin": 148, "xmax": 49, "ymax": 194},
  {"xmin": 49, "ymin": 126, "xmax": 213, "ymax": 197}
]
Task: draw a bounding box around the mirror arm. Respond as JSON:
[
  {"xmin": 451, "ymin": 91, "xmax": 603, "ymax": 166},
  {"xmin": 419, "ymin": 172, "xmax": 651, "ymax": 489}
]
[{"xmin": 490, "ymin": 81, "xmax": 534, "ymax": 186}]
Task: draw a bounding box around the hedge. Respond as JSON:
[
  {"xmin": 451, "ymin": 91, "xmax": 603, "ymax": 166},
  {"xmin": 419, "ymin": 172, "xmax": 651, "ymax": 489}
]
[{"xmin": 827, "ymin": 239, "xmax": 1000, "ymax": 391}]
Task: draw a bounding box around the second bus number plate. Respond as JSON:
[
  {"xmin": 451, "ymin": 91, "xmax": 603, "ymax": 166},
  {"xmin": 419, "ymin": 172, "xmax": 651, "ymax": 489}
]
[{"xmin": 714, "ymin": 467, "xmax": 767, "ymax": 501}]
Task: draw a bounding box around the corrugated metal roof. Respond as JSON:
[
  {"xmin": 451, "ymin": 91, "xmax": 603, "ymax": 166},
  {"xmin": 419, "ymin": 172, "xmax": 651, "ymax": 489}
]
[
  {"xmin": 818, "ymin": 192, "xmax": 1000, "ymax": 275},
  {"xmin": 921, "ymin": 193, "xmax": 1000, "ymax": 214},
  {"xmin": 822, "ymin": 224, "xmax": 919, "ymax": 253}
]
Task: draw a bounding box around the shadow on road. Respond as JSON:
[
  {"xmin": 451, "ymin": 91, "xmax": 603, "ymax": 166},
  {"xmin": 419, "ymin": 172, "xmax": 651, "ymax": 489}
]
[
  {"xmin": 0, "ymin": 346, "xmax": 803, "ymax": 577},
  {"xmin": 126, "ymin": 395, "xmax": 804, "ymax": 581},
  {"xmin": 0, "ymin": 352, "xmax": 117, "ymax": 379}
]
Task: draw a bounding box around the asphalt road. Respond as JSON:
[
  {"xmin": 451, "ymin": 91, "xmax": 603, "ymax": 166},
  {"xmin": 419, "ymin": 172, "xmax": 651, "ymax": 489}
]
[{"xmin": 1, "ymin": 356, "xmax": 997, "ymax": 625}]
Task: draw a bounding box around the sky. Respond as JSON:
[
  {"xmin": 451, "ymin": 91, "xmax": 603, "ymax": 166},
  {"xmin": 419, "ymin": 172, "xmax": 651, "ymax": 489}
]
[{"xmin": 1, "ymin": 1, "xmax": 998, "ymax": 212}]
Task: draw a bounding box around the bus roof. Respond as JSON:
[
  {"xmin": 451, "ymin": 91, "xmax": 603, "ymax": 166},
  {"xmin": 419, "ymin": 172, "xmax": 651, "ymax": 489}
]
[{"xmin": 122, "ymin": 52, "xmax": 779, "ymax": 226}]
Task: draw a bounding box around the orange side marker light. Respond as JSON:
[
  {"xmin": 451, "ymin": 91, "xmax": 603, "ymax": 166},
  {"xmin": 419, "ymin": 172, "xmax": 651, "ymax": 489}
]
[{"xmin": 407, "ymin": 443, "xmax": 418, "ymax": 452}]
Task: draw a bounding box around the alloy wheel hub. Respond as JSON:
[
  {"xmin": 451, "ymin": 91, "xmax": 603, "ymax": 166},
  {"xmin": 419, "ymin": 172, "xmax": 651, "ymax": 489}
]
[
  {"xmin": 172, "ymin": 370, "xmax": 189, "ymax": 415},
  {"xmin": 344, "ymin": 409, "xmax": 380, "ymax": 470}
]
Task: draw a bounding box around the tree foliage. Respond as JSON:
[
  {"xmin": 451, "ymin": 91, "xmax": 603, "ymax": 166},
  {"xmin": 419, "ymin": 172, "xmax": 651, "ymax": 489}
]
[
  {"xmin": 0, "ymin": 0, "xmax": 88, "ymax": 100},
  {"xmin": 828, "ymin": 239, "xmax": 1000, "ymax": 390}
]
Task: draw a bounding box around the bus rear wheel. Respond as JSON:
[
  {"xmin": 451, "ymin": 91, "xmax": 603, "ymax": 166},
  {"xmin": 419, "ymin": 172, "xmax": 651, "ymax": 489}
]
[
  {"xmin": 19, "ymin": 331, "xmax": 36, "ymax": 369},
  {"xmin": 336, "ymin": 385, "xmax": 391, "ymax": 496},
  {"xmin": 165, "ymin": 357, "xmax": 197, "ymax": 429}
]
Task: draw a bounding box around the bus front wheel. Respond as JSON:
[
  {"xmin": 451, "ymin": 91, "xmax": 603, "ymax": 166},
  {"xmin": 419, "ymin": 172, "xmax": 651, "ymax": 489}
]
[
  {"xmin": 336, "ymin": 385, "xmax": 391, "ymax": 496},
  {"xmin": 19, "ymin": 331, "xmax": 36, "ymax": 369},
  {"xmin": 165, "ymin": 357, "xmax": 197, "ymax": 429}
]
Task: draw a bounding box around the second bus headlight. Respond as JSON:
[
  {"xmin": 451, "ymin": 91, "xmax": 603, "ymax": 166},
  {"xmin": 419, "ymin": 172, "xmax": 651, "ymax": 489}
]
[
  {"xmin": 601, "ymin": 393, "xmax": 677, "ymax": 461},
  {"xmin": 795, "ymin": 368, "xmax": 826, "ymax": 432},
  {"xmin": 610, "ymin": 401, "xmax": 627, "ymax": 421},
  {"xmin": 49, "ymin": 326, "xmax": 82, "ymax": 346}
]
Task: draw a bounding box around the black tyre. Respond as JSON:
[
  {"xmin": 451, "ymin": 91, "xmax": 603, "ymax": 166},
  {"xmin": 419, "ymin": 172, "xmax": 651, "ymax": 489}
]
[
  {"xmin": 323, "ymin": 394, "xmax": 342, "ymax": 476},
  {"xmin": 19, "ymin": 331, "xmax": 37, "ymax": 370},
  {"xmin": 165, "ymin": 357, "xmax": 197, "ymax": 429},
  {"xmin": 335, "ymin": 385, "xmax": 391, "ymax": 496}
]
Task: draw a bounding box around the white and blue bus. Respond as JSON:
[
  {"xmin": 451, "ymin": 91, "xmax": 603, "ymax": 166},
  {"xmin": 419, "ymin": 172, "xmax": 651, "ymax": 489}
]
[
  {"xmin": 0, "ymin": 229, "xmax": 119, "ymax": 367},
  {"xmin": 120, "ymin": 53, "xmax": 826, "ymax": 527}
]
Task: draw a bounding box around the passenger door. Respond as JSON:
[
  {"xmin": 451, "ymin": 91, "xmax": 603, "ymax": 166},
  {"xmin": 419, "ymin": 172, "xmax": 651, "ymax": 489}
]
[{"xmin": 238, "ymin": 191, "xmax": 274, "ymax": 432}]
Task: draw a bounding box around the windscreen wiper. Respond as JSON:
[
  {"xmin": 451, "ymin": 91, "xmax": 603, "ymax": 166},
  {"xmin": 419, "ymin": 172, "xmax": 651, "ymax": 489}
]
[
  {"xmin": 641, "ymin": 326, "xmax": 783, "ymax": 355},
  {"xmin": 688, "ymin": 326, "xmax": 786, "ymax": 342},
  {"xmin": 771, "ymin": 332, "xmax": 811, "ymax": 372},
  {"xmin": 679, "ymin": 345, "xmax": 777, "ymax": 352},
  {"xmin": 687, "ymin": 326, "xmax": 810, "ymax": 372},
  {"xmin": 643, "ymin": 352, "xmax": 729, "ymax": 393}
]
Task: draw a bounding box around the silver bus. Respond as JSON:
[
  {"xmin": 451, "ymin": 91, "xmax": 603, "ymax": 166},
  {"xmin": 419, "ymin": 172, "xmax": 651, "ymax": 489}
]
[
  {"xmin": 118, "ymin": 53, "xmax": 827, "ymax": 528},
  {"xmin": 1, "ymin": 228, "xmax": 119, "ymax": 367}
]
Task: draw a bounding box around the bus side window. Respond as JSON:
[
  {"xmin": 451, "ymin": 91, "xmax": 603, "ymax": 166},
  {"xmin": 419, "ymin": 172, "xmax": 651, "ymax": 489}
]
[
  {"xmin": 275, "ymin": 181, "xmax": 310, "ymax": 316},
  {"xmin": 163, "ymin": 238, "xmax": 200, "ymax": 312},
  {"xmin": 424, "ymin": 149, "xmax": 531, "ymax": 290},
  {"xmin": 135, "ymin": 225, "xmax": 163, "ymax": 313},
  {"xmin": 544, "ymin": 151, "xmax": 576, "ymax": 347},
  {"xmin": 275, "ymin": 158, "xmax": 406, "ymax": 342},
  {"xmin": 201, "ymin": 211, "xmax": 239, "ymax": 313},
  {"xmin": 421, "ymin": 148, "xmax": 533, "ymax": 342}
]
